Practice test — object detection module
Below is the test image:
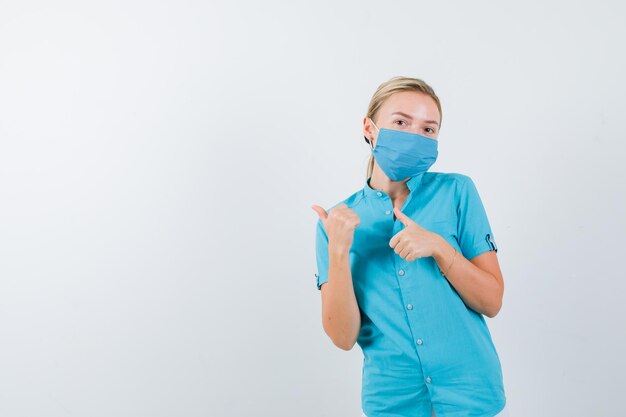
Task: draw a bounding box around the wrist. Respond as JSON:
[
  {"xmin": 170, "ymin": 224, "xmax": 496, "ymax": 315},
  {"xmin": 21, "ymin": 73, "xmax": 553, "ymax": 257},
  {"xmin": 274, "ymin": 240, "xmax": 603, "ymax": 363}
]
[
  {"xmin": 431, "ymin": 234, "xmax": 459, "ymax": 277},
  {"xmin": 431, "ymin": 233, "xmax": 449, "ymax": 259},
  {"xmin": 328, "ymin": 242, "xmax": 351, "ymax": 256}
]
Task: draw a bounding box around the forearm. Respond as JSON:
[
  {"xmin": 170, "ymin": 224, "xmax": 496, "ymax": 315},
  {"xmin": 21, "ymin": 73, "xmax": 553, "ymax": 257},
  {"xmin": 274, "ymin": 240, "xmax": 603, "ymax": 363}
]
[
  {"xmin": 432, "ymin": 235, "xmax": 503, "ymax": 317},
  {"xmin": 321, "ymin": 245, "xmax": 361, "ymax": 350}
]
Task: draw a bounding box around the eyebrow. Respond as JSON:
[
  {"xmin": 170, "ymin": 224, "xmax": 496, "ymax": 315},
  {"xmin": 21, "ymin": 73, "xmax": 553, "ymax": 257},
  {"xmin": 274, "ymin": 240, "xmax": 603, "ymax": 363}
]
[{"xmin": 391, "ymin": 111, "xmax": 440, "ymax": 127}]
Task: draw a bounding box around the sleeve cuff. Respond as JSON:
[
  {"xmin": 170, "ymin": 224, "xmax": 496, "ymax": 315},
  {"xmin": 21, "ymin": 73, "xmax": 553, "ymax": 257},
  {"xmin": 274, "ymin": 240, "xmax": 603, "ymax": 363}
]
[
  {"xmin": 315, "ymin": 273, "xmax": 328, "ymax": 290},
  {"xmin": 463, "ymin": 234, "xmax": 498, "ymax": 260}
]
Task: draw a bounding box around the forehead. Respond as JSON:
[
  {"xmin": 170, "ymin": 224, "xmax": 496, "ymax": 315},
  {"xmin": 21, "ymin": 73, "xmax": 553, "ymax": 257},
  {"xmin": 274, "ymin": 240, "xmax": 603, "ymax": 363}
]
[{"xmin": 379, "ymin": 91, "xmax": 440, "ymax": 121}]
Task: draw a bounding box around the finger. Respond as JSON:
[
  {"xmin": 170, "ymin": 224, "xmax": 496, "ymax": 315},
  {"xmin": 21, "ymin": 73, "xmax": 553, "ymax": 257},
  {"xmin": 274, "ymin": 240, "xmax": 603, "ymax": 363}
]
[
  {"xmin": 393, "ymin": 207, "xmax": 414, "ymax": 227},
  {"xmin": 311, "ymin": 204, "xmax": 328, "ymax": 221},
  {"xmin": 393, "ymin": 238, "xmax": 407, "ymax": 255},
  {"xmin": 389, "ymin": 230, "xmax": 403, "ymax": 248},
  {"xmin": 399, "ymin": 246, "xmax": 411, "ymax": 259}
]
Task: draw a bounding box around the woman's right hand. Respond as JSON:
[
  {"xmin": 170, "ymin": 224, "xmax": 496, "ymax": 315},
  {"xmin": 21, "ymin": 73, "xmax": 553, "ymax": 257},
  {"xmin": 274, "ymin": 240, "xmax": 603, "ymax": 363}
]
[{"xmin": 311, "ymin": 203, "xmax": 361, "ymax": 252}]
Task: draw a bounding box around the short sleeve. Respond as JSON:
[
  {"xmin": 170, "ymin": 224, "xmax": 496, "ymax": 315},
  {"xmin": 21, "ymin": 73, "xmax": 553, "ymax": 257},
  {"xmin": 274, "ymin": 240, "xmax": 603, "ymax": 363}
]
[
  {"xmin": 314, "ymin": 218, "xmax": 329, "ymax": 290},
  {"xmin": 456, "ymin": 176, "xmax": 498, "ymax": 260}
]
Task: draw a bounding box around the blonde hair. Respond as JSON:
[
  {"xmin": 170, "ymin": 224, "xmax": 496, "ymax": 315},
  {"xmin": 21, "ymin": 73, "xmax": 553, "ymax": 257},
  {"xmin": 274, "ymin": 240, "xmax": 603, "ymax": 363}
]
[{"xmin": 364, "ymin": 76, "xmax": 442, "ymax": 179}]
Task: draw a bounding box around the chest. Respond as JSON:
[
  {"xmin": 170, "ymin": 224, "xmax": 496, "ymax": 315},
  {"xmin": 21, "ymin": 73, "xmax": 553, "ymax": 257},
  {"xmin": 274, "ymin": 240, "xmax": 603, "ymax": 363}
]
[{"xmin": 391, "ymin": 195, "xmax": 409, "ymax": 221}]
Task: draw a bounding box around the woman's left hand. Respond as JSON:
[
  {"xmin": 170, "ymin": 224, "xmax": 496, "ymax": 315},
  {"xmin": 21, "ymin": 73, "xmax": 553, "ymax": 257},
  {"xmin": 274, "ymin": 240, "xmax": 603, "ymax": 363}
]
[{"xmin": 389, "ymin": 207, "xmax": 442, "ymax": 261}]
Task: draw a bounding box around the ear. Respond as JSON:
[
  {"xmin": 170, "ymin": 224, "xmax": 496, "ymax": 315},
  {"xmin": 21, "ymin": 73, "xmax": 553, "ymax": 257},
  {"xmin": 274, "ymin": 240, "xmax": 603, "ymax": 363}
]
[{"xmin": 363, "ymin": 117, "xmax": 376, "ymax": 146}]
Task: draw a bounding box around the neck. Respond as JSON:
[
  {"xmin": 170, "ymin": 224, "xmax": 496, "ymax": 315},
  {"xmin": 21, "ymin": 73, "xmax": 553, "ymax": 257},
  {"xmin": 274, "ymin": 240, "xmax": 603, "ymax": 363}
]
[{"xmin": 369, "ymin": 164, "xmax": 410, "ymax": 198}]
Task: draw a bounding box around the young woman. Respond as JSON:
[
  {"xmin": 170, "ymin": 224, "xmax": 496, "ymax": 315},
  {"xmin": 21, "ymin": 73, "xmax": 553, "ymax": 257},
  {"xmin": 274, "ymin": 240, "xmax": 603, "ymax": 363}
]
[{"xmin": 311, "ymin": 76, "xmax": 509, "ymax": 417}]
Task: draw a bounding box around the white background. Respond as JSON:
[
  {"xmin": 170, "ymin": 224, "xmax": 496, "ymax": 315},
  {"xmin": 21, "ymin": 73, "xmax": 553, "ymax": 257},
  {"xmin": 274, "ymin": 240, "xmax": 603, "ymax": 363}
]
[{"xmin": 1, "ymin": 1, "xmax": 625, "ymax": 416}]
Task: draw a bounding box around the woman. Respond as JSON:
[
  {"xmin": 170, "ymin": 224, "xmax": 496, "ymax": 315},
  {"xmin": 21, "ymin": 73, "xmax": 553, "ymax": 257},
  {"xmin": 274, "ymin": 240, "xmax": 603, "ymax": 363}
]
[{"xmin": 311, "ymin": 76, "xmax": 509, "ymax": 417}]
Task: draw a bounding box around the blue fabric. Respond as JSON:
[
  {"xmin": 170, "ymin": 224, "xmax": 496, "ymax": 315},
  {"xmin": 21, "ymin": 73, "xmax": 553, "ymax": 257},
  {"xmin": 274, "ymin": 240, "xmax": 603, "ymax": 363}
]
[
  {"xmin": 314, "ymin": 171, "xmax": 506, "ymax": 417},
  {"xmin": 370, "ymin": 123, "xmax": 438, "ymax": 181}
]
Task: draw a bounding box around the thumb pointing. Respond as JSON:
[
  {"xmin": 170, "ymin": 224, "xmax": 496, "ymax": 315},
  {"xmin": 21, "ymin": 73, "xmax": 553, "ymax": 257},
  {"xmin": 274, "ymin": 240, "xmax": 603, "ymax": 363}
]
[
  {"xmin": 394, "ymin": 207, "xmax": 413, "ymax": 227},
  {"xmin": 311, "ymin": 204, "xmax": 328, "ymax": 221}
]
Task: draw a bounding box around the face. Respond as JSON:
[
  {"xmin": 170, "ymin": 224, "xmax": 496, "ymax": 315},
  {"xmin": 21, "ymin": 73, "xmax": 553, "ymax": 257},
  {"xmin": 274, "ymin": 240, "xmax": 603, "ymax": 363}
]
[{"xmin": 363, "ymin": 91, "xmax": 441, "ymax": 148}]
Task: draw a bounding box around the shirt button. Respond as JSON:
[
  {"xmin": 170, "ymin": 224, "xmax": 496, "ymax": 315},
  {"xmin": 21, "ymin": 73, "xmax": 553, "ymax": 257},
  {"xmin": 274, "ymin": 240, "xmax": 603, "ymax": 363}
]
[
  {"xmin": 426, "ymin": 376, "xmax": 431, "ymax": 383},
  {"xmin": 376, "ymin": 191, "xmax": 382, "ymax": 197},
  {"xmin": 385, "ymin": 210, "xmax": 391, "ymax": 215},
  {"xmin": 416, "ymin": 339, "xmax": 423, "ymax": 345},
  {"xmin": 398, "ymin": 269, "xmax": 405, "ymax": 276},
  {"xmin": 407, "ymin": 304, "xmax": 413, "ymax": 310}
]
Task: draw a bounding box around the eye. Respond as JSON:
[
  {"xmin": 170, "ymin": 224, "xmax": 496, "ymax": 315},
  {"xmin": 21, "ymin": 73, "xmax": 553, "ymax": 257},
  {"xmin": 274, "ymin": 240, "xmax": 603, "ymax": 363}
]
[
  {"xmin": 394, "ymin": 119, "xmax": 407, "ymax": 127},
  {"xmin": 425, "ymin": 127, "xmax": 435, "ymax": 134}
]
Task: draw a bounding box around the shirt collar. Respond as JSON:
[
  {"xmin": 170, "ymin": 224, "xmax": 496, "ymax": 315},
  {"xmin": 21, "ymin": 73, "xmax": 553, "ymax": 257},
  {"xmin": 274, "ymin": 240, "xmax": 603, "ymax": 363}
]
[{"xmin": 363, "ymin": 172, "xmax": 426, "ymax": 198}]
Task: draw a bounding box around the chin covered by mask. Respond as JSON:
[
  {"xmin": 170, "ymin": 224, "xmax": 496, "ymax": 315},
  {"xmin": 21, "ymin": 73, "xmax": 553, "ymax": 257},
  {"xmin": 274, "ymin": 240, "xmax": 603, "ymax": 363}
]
[{"xmin": 368, "ymin": 118, "xmax": 438, "ymax": 181}]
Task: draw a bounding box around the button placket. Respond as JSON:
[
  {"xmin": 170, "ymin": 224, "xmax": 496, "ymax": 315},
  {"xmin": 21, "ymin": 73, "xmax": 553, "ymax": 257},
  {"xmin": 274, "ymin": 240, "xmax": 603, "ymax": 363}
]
[
  {"xmin": 385, "ymin": 190, "xmax": 427, "ymax": 380},
  {"xmin": 375, "ymin": 190, "xmax": 394, "ymax": 216},
  {"xmin": 367, "ymin": 176, "xmax": 447, "ymax": 394}
]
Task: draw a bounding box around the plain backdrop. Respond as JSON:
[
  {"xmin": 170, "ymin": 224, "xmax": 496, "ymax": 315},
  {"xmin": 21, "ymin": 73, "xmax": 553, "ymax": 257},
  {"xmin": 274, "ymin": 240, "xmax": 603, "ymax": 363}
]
[{"xmin": 1, "ymin": 1, "xmax": 625, "ymax": 416}]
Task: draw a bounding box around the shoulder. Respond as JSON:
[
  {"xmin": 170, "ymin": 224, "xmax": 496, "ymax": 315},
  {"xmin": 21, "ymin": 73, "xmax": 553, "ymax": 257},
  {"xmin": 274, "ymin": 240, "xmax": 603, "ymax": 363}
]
[
  {"xmin": 422, "ymin": 171, "xmax": 473, "ymax": 189},
  {"xmin": 316, "ymin": 188, "xmax": 365, "ymax": 231},
  {"xmin": 421, "ymin": 172, "xmax": 481, "ymax": 206},
  {"xmin": 321, "ymin": 189, "xmax": 366, "ymax": 214}
]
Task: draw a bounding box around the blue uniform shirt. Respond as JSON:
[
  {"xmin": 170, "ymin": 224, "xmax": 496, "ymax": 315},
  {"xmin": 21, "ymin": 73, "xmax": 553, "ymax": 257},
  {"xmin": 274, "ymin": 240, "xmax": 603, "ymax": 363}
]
[{"xmin": 314, "ymin": 171, "xmax": 506, "ymax": 417}]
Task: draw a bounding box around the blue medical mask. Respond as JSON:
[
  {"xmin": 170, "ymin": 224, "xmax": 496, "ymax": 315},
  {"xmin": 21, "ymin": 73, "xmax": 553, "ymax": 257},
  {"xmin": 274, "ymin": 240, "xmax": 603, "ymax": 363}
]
[{"xmin": 368, "ymin": 118, "xmax": 438, "ymax": 181}]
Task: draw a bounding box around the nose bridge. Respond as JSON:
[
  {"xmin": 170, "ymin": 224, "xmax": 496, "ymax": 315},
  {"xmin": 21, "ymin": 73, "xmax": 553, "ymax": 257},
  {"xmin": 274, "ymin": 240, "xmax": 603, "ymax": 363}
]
[
  {"xmin": 408, "ymin": 120, "xmax": 423, "ymax": 134},
  {"xmin": 409, "ymin": 124, "xmax": 421, "ymax": 134}
]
